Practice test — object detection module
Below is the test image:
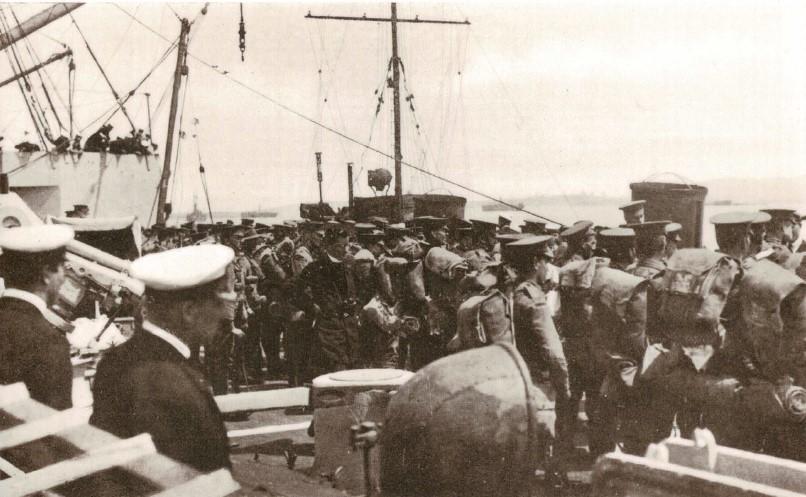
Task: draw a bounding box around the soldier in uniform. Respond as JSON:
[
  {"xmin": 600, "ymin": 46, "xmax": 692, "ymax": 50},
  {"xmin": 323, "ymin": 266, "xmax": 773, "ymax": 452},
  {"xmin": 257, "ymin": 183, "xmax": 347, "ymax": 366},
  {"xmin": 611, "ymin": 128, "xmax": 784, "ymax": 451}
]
[
  {"xmin": 415, "ymin": 216, "xmax": 449, "ymax": 248},
  {"xmin": 557, "ymin": 220, "xmax": 596, "ymax": 265},
  {"xmin": 762, "ymin": 208, "xmax": 797, "ymax": 250},
  {"xmin": 619, "ymin": 200, "xmax": 645, "ymax": 225},
  {"xmin": 293, "ymin": 229, "xmax": 359, "ymax": 378},
  {"xmin": 91, "ymin": 245, "xmax": 234, "ymax": 472},
  {"xmin": 627, "ymin": 221, "xmax": 671, "ymax": 279},
  {"xmin": 664, "ymin": 222, "xmax": 683, "ymax": 261},
  {"xmin": 597, "ymin": 227, "xmax": 636, "ymax": 271},
  {"xmin": 749, "ymin": 212, "xmax": 771, "ymax": 256},
  {"xmin": 506, "ymin": 235, "xmax": 572, "ymax": 485},
  {"xmin": 464, "ymin": 219, "xmax": 497, "ymax": 271},
  {"xmin": 711, "ymin": 212, "xmax": 758, "ymax": 262},
  {"xmin": 520, "ymin": 219, "xmax": 546, "ymax": 235},
  {"xmin": 0, "ymin": 225, "xmax": 74, "ymax": 410}
]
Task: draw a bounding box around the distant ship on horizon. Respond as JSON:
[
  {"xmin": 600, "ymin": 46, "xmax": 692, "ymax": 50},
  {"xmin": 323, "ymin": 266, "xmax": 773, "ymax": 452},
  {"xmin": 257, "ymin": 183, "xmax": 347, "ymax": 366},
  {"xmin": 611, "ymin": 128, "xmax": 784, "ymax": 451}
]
[
  {"xmin": 482, "ymin": 201, "xmax": 525, "ymax": 212},
  {"xmin": 241, "ymin": 208, "xmax": 278, "ymax": 219}
]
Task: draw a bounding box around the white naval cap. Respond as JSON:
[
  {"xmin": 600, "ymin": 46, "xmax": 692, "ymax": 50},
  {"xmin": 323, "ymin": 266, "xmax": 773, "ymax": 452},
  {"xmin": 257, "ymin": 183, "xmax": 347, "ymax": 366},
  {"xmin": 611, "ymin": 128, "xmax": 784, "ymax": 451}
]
[
  {"xmin": 131, "ymin": 244, "xmax": 235, "ymax": 291},
  {"xmin": 0, "ymin": 225, "xmax": 74, "ymax": 253}
]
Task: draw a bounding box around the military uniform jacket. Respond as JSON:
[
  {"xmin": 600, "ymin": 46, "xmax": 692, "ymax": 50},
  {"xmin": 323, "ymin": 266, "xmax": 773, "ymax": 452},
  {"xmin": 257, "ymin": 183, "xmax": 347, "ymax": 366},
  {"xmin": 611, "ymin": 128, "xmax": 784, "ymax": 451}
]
[
  {"xmin": 294, "ymin": 255, "xmax": 353, "ymax": 328},
  {"xmin": 513, "ymin": 280, "xmax": 558, "ymax": 370},
  {"xmin": 0, "ymin": 292, "xmax": 72, "ymax": 410},
  {"xmin": 90, "ymin": 328, "xmax": 230, "ymax": 472},
  {"xmin": 629, "ymin": 257, "xmax": 666, "ymax": 279}
]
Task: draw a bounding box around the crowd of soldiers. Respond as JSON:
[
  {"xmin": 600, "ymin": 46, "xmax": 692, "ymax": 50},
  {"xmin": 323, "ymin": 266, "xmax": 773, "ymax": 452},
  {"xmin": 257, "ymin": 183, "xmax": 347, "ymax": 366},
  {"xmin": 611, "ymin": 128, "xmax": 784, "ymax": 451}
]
[
  {"xmin": 4, "ymin": 200, "xmax": 806, "ymax": 487},
  {"xmin": 141, "ymin": 201, "xmax": 806, "ymax": 482}
]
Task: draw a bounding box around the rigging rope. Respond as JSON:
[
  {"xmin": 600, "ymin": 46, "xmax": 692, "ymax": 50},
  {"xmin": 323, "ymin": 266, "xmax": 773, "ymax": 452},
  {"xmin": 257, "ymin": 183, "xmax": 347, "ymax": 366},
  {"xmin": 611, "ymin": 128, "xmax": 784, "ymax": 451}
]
[
  {"xmin": 102, "ymin": 37, "xmax": 179, "ymax": 125},
  {"xmin": 193, "ymin": 128, "xmax": 215, "ymax": 223},
  {"xmin": 113, "ymin": 5, "xmax": 566, "ymax": 226},
  {"xmin": 8, "ymin": 5, "xmax": 62, "ymax": 135},
  {"xmin": 69, "ymin": 11, "xmax": 136, "ymax": 133},
  {"xmin": 0, "ymin": 7, "xmax": 48, "ymax": 149}
]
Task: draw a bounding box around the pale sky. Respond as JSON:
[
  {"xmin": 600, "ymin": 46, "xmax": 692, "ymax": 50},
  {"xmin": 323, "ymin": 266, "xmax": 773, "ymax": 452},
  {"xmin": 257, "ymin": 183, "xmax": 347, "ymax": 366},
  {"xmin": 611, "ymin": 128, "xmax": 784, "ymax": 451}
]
[{"xmin": 2, "ymin": 1, "xmax": 805, "ymax": 213}]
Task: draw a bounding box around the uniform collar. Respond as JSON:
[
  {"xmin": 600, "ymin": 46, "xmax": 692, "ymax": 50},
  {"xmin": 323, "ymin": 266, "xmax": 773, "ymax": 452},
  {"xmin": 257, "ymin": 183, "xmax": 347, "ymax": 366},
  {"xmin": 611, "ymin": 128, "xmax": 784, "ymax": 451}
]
[
  {"xmin": 2, "ymin": 288, "xmax": 49, "ymax": 314},
  {"xmin": 638, "ymin": 257, "xmax": 666, "ymax": 271},
  {"xmin": 1, "ymin": 288, "xmax": 72, "ymax": 331},
  {"xmin": 142, "ymin": 320, "xmax": 191, "ymax": 359}
]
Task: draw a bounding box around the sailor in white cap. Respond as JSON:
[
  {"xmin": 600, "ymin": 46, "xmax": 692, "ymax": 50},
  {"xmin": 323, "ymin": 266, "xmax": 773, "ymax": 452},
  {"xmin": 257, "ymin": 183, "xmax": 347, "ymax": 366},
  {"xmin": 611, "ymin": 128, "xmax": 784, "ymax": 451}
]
[
  {"xmin": 0, "ymin": 225, "xmax": 74, "ymax": 410},
  {"xmin": 90, "ymin": 244, "xmax": 236, "ymax": 472}
]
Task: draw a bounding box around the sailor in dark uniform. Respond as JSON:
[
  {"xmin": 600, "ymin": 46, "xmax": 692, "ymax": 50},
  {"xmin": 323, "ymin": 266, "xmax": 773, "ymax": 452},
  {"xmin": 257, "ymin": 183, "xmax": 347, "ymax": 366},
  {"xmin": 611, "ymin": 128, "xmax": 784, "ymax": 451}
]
[
  {"xmin": 506, "ymin": 235, "xmax": 572, "ymax": 485},
  {"xmin": 0, "ymin": 225, "xmax": 74, "ymax": 410},
  {"xmin": 627, "ymin": 221, "xmax": 671, "ymax": 279},
  {"xmin": 91, "ymin": 244, "xmax": 236, "ymax": 472}
]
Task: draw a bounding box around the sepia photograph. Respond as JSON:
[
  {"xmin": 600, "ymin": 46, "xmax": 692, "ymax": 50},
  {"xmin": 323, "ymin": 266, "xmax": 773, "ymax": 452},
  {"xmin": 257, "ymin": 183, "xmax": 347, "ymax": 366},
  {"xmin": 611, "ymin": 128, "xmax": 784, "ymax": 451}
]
[{"xmin": 1, "ymin": 1, "xmax": 806, "ymax": 496}]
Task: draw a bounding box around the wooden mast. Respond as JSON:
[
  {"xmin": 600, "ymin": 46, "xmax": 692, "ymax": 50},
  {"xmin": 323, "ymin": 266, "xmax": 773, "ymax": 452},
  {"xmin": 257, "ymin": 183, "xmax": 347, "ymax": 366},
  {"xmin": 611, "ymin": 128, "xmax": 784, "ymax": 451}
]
[
  {"xmin": 305, "ymin": 4, "xmax": 468, "ymax": 222},
  {"xmin": 156, "ymin": 18, "xmax": 190, "ymax": 225}
]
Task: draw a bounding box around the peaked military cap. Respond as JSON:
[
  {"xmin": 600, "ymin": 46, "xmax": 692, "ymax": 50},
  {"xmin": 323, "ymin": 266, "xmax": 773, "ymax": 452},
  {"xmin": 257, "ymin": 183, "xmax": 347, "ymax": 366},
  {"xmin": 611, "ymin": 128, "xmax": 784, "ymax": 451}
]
[
  {"xmin": 618, "ymin": 200, "xmax": 645, "ymax": 212},
  {"xmin": 498, "ymin": 215, "xmax": 512, "ymax": 227},
  {"xmin": 131, "ymin": 244, "xmax": 234, "ymax": 291},
  {"xmin": 0, "ymin": 225, "xmax": 74, "ymax": 253},
  {"xmin": 241, "ymin": 218, "xmax": 255, "ymax": 227},
  {"xmin": 413, "ymin": 216, "xmax": 447, "ymax": 230},
  {"xmin": 598, "ymin": 227, "xmax": 635, "ymax": 249},
  {"xmin": 599, "ymin": 227, "xmax": 635, "ymax": 239},
  {"xmin": 664, "ymin": 222, "xmax": 683, "ymax": 242},
  {"xmin": 560, "ymin": 220, "xmax": 594, "ymax": 242},
  {"xmin": 504, "ymin": 235, "xmax": 555, "ymax": 262},
  {"xmin": 358, "ymin": 229, "xmax": 385, "ymax": 244},
  {"xmin": 752, "ymin": 212, "xmax": 771, "ymax": 225},
  {"xmin": 520, "ymin": 219, "xmax": 547, "ymax": 234},
  {"xmin": 449, "ymin": 219, "xmax": 473, "ymax": 234},
  {"xmin": 627, "ymin": 220, "xmax": 672, "ymax": 239},
  {"xmin": 710, "ymin": 212, "xmax": 757, "ymax": 226},
  {"xmin": 495, "ymin": 232, "xmax": 528, "ymax": 242},
  {"xmin": 368, "ymin": 216, "xmax": 389, "ymax": 227},
  {"xmin": 761, "ymin": 209, "xmax": 797, "ymax": 222},
  {"xmin": 470, "ymin": 219, "xmax": 497, "ymax": 231}
]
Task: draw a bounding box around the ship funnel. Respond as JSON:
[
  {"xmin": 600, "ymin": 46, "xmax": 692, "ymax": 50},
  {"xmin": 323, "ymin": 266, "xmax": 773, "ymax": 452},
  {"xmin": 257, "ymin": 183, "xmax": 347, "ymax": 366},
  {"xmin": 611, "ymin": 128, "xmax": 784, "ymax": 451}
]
[{"xmin": 629, "ymin": 180, "xmax": 708, "ymax": 248}]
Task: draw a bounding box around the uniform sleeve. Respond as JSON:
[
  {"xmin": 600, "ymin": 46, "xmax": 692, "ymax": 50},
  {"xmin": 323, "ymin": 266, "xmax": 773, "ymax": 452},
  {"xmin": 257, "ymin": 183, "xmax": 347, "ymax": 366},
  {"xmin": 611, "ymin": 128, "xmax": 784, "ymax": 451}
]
[
  {"xmin": 515, "ymin": 288, "xmax": 570, "ymax": 399},
  {"xmin": 26, "ymin": 332, "xmax": 72, "ymax": 410},
  {"xmin": 292, "ymin": 263, "xmax": 317, "ymax": 316}
]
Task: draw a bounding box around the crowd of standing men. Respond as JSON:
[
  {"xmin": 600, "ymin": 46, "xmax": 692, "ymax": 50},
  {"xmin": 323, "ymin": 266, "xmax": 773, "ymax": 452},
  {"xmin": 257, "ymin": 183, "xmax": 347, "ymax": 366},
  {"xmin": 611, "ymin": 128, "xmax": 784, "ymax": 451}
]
[{"xmin": 4, "ymin": 200, "xmax": 806, "ymax": 485}]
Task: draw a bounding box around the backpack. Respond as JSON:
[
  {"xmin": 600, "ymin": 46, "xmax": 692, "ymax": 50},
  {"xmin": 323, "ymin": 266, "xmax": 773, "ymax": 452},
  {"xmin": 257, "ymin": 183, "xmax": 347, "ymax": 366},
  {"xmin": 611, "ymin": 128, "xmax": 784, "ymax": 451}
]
[
  {"xmin": 655, "ymin": 248, "xmax": 740, "ymax": 345},
  {"xmin": 448, "ymin": 289, "xmax": 513, "ymax": 352}
]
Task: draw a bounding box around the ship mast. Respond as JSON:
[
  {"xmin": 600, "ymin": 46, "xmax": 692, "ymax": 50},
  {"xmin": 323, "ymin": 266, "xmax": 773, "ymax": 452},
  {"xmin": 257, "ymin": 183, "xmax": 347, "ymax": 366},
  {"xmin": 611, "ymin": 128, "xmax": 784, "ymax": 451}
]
[
  {"xmin": 305, "ymin": 3, "xmax": 468, "ymax": 222},
  {"xmin": 0, "ymin": 3, "xmax": 82, "ymax": 52},
  {"xmin": 156, "ymin": 17, "xmax": 190, "ymax": 225}
]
